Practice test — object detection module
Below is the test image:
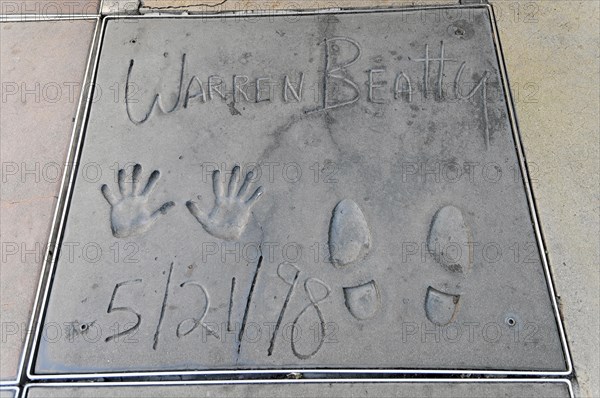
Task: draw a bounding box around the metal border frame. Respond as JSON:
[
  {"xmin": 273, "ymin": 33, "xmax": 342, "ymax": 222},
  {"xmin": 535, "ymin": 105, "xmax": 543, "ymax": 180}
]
[
  {"xmin": 0, "ymin": 14, "xmax": 98, "ymax": 21},
  {"xmin": 24, "ymin": 4, "xmax": 573, "ymax": 381},
  {"xmin": 0, "ymin": 16, "xmax": 101, "ymax": 386},
  {"xmin": 21, "ymin": 379, "xmax": 574, "ymax": 398},
  {"xmin": 0, "ymin": 387, "xmax": 19, "ymax": 398}
]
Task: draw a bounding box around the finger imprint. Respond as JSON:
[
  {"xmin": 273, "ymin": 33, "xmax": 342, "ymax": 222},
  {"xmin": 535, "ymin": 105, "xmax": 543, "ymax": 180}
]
[
  {"xmin": 142, "ymin": 170, "xmax": 161, "ymax": 197},
  {"xmin": 228, "ymin": 165, "xmax": 241, "ymax": 197},
  {"xmin": 101, "ymin": 184, "xmax": 118, "ymax": 205},
  {"xmin": 237, "ymin": 171, "xmax": 254, "ymax": 198},
  {"xmin": 246, "ymin": 186, "xmax": 264, "ymax": 205},
  {"xmin": 131, "ymin": 164, "xmax": 143, "ymax": 195},
  {"xmin": 118, "ymin": 168, "xmax": 128, "ymax": 196},
  {"xmin": 212, "ymin": 170, "xmax": 223, "ymax": 200}
]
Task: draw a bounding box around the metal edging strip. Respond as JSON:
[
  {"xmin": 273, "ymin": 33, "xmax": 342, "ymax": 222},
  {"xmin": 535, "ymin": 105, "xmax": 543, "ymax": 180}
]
[
  {"xmin": 0, "ymin": 15, "xmax": 98, "ymax": 21},
  {"xmin": 21, "ymin": 379, "xmax": 574, "ymax": 398},
  {"xmin": 24, "ymin": 4, "xmax": 572, "ymax": 381}
]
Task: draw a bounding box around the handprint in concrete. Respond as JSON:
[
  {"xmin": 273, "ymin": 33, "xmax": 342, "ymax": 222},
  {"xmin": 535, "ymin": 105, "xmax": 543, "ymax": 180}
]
[
  {"xmin": 101, "ymin": 164, "xmax": 175, "ymax": 238},
  {"xmin": 186, "ymin": 165, "xmax": 264, "ymax": 241}
]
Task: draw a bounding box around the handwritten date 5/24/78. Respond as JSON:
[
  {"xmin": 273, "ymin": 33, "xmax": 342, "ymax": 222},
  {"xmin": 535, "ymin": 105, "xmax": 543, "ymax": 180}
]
[{"xmin": 100, "ymin": 261, "xmax": 338, "ymax": 360}]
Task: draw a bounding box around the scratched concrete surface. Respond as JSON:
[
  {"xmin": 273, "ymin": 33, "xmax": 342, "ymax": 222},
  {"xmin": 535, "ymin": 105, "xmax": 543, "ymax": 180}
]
[
  {"xmin": 23, "ymin": 381, "xmax": 572, "ymax": 397},
  {"xmin": 0, "ymin": 1, "xmax": 99, "ymax": 15},
  {"xmin": 0, "ymin": 20, "xmax": 96, "ymax": 381}
]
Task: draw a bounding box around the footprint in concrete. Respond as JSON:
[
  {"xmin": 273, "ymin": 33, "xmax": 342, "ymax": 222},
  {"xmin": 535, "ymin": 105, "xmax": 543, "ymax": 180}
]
[
  {"xmin": 328, "ymin": 199, "xmax": 381, "ymax": 320},
  {"xmin": 427, "ymin": 205, "xmax": 472, "ymax": 273},
  {"xmin": 329, "ymin": 199, "xmax": 371, "ymax": 267},
  {"xmin": 425, "ymin": 287, "xmax": 460, "ymax": 326},
  {"xmin": 101, "ymin": 164, "xmax": 175, "ymax": 238},
  {"xmin": 425, "ymin": 205, "xmax": 472, "ymax": 326},
  {"xmin": 343, "ymin": 280, "xmax": 380, "ymax": 320},
  {"xmin": 187, "ymin": 165, "xmax": 264, "ymax": 241}
]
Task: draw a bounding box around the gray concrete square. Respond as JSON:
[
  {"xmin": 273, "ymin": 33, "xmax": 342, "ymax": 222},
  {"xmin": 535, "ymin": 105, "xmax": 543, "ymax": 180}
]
[{"xmin": 33, "ymin": 8, "xmax": 568, "ymax": 375}]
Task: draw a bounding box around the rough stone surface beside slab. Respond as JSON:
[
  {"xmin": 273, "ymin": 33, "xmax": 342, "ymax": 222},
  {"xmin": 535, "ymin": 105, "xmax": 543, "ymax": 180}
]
[
  {"xmin": 34, "ymin": 8, "xmax": 567, "ymax": 374},
  {"xmin": 491, "ymin": 1, "xmax": 600, "ymax": 396},
  {"xmin": 24, "ymin": 381, "xmax": 571, "ymax": 398},
  {"xmin": 0, "ymin": 1, "xmax": 99, "ymax": 16},
  {"xmin": 0, "ymin": 20, "xmax": 96, "ymax": 381},
  {"xmin": 101, "ymin": 0, "xmax": 140, "ymax": 15},
  {"xmin": 139, "ymin": 0, "xmax": 457, "ymax": 13}
]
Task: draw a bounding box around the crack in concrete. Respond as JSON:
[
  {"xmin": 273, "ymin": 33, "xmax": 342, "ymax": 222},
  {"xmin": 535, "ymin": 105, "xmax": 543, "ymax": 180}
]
[
  {"xmin": 1, "ymin": 195, "xmax": 58, "ymax": 208},
  {"xmin": 142, "ymin": 0, "xmax": 228, "ymax": 10}
]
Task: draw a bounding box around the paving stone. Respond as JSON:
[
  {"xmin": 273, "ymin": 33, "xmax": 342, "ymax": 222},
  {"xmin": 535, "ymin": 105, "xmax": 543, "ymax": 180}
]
[
  {"xmin": 0, "ymin": 1, "xmax": 99, "ymax": 16},
  {"xmin": 0, "ymin": 388, "xmax": 18, "ymax": 398},
  {"xmin": 24, "ymin": 381, "xmax": 572, "ymax": 398},
  {"xmin": 33, "ymin": 7, "xmax": 568, "ymax": 375},
  {"xmin": 0, "ymin": 19, "xmax": 96, "ymax": 381},
  {"xmin": 491, "ymin": 1, "xmax": 600, "ymax": 395}
]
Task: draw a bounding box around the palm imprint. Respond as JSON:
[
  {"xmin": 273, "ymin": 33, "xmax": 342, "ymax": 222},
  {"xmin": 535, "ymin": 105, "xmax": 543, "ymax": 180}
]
[
  {"xmin": 101, "ymin": 164, "xmax": 175, "ymax": 238},
  {"xmin": 186, "ymin": 165, "xmax": 264, "ymax": 241}
]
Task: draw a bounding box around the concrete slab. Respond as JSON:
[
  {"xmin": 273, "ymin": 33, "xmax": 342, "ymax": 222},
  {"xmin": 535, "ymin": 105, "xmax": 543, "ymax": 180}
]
[
  {"xmin": 0, "ymin": 19, "xmax": 97, "ymax": 382},
  {"xmin": 32, "ymin": 7, "xmax": 569, "ymax": 376},
  {"xmin": 0, "ymin": 1, "xmax": 99, "ymax": 16},
  {"xmin": 24, "ymin": 381, "xmax": 572, "ymax": 398}
]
